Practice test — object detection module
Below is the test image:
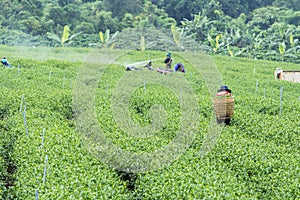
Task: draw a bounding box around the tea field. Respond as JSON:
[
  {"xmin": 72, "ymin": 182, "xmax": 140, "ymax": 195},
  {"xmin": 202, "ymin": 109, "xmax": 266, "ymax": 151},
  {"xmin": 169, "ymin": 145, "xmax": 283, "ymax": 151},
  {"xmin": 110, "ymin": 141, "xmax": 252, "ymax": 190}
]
[{"xmin": 0, "ymin": 46, "xmax": 299, "ymax": 199}]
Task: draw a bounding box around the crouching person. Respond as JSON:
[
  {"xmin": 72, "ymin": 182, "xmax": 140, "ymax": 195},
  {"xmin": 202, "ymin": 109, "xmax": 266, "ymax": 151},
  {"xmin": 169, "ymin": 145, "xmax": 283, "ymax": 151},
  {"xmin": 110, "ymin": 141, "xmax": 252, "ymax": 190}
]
[{"xmin": 174, "ymin": 63, "xmax": 185, "ymax": 73}]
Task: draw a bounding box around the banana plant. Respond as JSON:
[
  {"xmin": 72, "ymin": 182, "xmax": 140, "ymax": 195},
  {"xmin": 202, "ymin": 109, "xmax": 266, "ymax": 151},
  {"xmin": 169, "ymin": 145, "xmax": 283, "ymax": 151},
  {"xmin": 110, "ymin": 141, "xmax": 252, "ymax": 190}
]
[
  {"xmin": 89, "ymin": 29, "xmax": 118, "ymax": 49},
  {"xmin": 140, "ymin": 36, "xmax": 145, "ymax": 51},
  {"xmin": 267, "ymin": 24, "xmax": 300, "ymax": 62},
  {"xmin": 47, "ymin": 25, "xmax": 81, "ymax": 47},
  {"xmin": 171, "ymin": 24, "xmax": 180, "ymax": 47},
  {"xmin": 278, "ymin": 42, "xmax": 285, "ymax": 62},
  {"xmin": 289, "ymin": 33, "xmax": 294, "ymax": 47},
  {"xmin": 227, "ymin": 45, "xmax": 234, "ymax": 57},
  {"xmin": 208, "ymin": 33, "xmax": 223, "ymax": 54},
  {"xmin": 181, "ymin": 12, "xmax": 214, "ymax": 42},
  {"xmin": 170, "ymin": 23, "xmax": 196, "ymax": 50},
  {"xmin": 140, "ymin": 36, "xmax": 156, "ymax": 51},
  {"xmin": 99, "ymin": 29, "xmax": 118, "ymax": 49}
]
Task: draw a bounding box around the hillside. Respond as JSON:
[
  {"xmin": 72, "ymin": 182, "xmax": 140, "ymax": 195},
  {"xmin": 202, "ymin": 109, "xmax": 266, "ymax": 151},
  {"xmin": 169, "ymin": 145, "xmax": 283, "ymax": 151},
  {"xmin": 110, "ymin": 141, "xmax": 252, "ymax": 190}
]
[
  {"xmin": 1, "ymin": 0, "xmax": 300, "ymax": 65},
  {"xmin": 0, "ymin": 46, "xmax": 299, "ymax": 199}
]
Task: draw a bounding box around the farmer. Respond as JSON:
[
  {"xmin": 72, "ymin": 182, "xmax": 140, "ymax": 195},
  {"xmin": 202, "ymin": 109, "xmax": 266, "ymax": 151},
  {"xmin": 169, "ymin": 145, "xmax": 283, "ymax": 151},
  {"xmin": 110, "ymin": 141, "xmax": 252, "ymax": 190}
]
[
  {"xmin": 164, "ymin": 52, "xmax": 172, "ymax": 69},
  {"xmin": 144, "ymin": 61, "xmax": 153, "ymax": 70},
  {"xmin": 274, "ymin": 68, "xmax": 283, "ymax": 79},
  {"xmin": 174, "ymin": 63, "xmax": 185, "ymax": 73},
  {"xmin": 214, "ymin": 85, "xmax": 234, "ymax": 125},
  {"xmin": 125, "ymin": 65, "xmax": 140, "ymax": 71},
  {"xmin": 1, "ymin": 57, "xmax": 10, "ymax": 67},
  {"xmin": 216, "ymin": 85, "xmax": 232, "ymax": 96}
]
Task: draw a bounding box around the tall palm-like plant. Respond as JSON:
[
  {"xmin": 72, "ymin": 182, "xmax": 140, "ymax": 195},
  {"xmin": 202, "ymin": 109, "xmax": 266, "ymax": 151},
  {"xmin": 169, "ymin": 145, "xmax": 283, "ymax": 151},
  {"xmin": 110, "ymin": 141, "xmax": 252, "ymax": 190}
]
[
  {"xmin": 140, "ymin": 36, "xmax": 156, "ymax": 51},
  {"xmin": 181, "ymin": 12, "xmax": 214, "ymax": 42},
  {"xmin": 207, "ymin": 33, "xmax": 224, "ymax": 54},
  {"xmin": 170, "ymin": 24, "xmax": 196, "ymax": 50},
  {"xmin": 47, "ymin": 25, "xmax": 81, "ymax": 47},
  {"xmin": 278, "ymin": 42, "xmax": 286, "ymax": 62},
  {"xmin": 266, "ymin": 23, "xmax": 300, "ymax": 62},
  {"xmin": 99, "ymin": 29, "xmax": 118, "ymax": 49},
  {"xmin": 89, "ymin": 29, "xmax": 118, "ymax": 49}
]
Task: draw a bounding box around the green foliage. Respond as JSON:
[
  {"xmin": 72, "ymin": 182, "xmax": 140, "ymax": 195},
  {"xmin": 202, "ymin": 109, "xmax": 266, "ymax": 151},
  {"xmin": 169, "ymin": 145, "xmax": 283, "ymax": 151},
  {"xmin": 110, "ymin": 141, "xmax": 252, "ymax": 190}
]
[
  {"xmin": 208, "ymin": 33, "xmax": 223, "ymax": 53},
  {"xmin": 104, "ymin": 0, "xmax": 144, "ymax": 19},
  {"xmin": 46, "ymin": 6, "xmax": 65, "ymax": 26},
  {"xmin": 181, "ymin": 12, "xmax": 215, "ymax": 42},
  {"xmin": 73, "ymin": 22, "xmax": 95, "ymax": 34},
  {"xmin": 19, "ymin": 16, "xmax": 44, "ymax": 36},
  {"xmin": 0, "ymin": 47, "xmax": 299, "ymax": 199},
  {"xmin": 47, "ymin": 25, "xmax": 81, "ymax": 47},
  {"xmin": 89, "ymin": 29, "xmax": 118, "ymax": 49},
  {"xmin": 273, "ymin": 0, "xmax": 300, "ymax": 11},
  {"xmin": 170, "ymin": 24, "xmax": 198, "ymax": 50},
  {"xmin": 278, "ymin": 42, "xmax": 285, "ymax": 61},
  {"xmin": 171, "ymin": 24, "xmax": 180, "ymax": 46},
  {"xmin": 140, "ymin": 36, "xmax": 145, "ymax": 51},
  {"xmin": 0, "ymin": 0, "xmax": 300, "ymax": 64},
  {"xmin": 227, "ymin": 45, "xmax": 234, "ymax": 57},
  {"xmin": 61, "ymin": 25, "xmax": 70, "ymax": 46}
]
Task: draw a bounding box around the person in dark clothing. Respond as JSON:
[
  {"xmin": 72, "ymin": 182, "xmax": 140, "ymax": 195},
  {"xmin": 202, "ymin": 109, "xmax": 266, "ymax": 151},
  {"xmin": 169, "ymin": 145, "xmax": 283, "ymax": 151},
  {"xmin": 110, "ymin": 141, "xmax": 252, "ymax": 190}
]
[
  {"xmin": 214, "ymin": 85, "xmax": 234, "ymax": 125},
  {"xmin": 164, "ymin": 52, "xmax": 172, "ymax": 69},
  {"xmin": 125, "ymin": 66, "xmax": 140, "ymax": 71},
  {"xmin": 144, "ymin": 61, "xmax": 153, "ymax": 70}
]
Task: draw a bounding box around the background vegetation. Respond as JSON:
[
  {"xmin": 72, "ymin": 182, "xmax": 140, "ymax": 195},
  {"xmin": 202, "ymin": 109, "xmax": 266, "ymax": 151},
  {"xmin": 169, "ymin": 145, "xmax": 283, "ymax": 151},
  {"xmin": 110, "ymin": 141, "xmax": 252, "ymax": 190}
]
[{"xmin": 1, "ymin": 0, "xmax": 300, "ymax": 62}]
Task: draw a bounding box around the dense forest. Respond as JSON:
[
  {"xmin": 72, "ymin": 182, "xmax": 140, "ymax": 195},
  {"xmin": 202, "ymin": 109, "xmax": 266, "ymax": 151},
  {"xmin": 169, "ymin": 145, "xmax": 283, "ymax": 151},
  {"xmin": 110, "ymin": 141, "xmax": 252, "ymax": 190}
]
[{"xmin": 1, "ymin": 0, "xmax": 300, "ymax": 62}]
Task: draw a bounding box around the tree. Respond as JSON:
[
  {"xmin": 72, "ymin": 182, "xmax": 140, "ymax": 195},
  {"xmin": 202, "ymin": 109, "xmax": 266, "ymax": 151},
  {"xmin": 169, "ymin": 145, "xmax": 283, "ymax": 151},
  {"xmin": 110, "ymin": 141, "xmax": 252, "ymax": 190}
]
[
  {"xmin": 273, "ymin": 0, "xmax": 300, "ymax": 11},
  {"xmin": 58, "ymin": 0, "xmax": 76, "ymax": 7},
  {"xmin": 247, "ymin": 6, "xmax": 282, "ymax": 32},
  {"xmin": 20, "ymin": 17, "xmax": 44, "ymax": 35},
  {"xmin": 151, "ymin": 0, "xmax": 211, "ymax": 22},
  {"xmin": 103, "ymin": 0, "xmax": 144, "ymax": 19},
  {"xmin": 47, "ymin": 6, "xmax": 66, "ymax": 27},
  {"xmin": 94, "ymin": 11, "xmax": 119, "ymax": 33},
  {"xmin": 218, "ymin": 0, "xmax": 275, "ymax": 17},
  {"xmin": 74, "ymin": 22, "xmax": 95, "ymax": 34},
  {"xmin": 283, "ymin": 10, "xmax": 300, "ymax": 26},
  {"xmin": 63, "ymin": 4, "xmax": 81, "ymax": 26},
  {"xmin": 218, "ymin": 0, "xmax": 243, "ymax": 18}
]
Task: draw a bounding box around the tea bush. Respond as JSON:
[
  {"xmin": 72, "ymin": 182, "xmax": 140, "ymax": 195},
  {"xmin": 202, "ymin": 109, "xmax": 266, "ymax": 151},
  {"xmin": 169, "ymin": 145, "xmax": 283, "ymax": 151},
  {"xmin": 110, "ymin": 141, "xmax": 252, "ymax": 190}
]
[{"xmin": 0, "ymin": 48, "xmax": 299, "ymax": 199}]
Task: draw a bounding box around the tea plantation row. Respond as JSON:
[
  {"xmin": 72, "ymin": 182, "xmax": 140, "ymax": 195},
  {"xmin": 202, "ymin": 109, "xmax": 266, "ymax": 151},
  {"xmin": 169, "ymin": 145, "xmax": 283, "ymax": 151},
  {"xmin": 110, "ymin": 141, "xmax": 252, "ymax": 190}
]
[{"xmin": 0, "ymin": 49, "xmax": 299, "ymax": 199}]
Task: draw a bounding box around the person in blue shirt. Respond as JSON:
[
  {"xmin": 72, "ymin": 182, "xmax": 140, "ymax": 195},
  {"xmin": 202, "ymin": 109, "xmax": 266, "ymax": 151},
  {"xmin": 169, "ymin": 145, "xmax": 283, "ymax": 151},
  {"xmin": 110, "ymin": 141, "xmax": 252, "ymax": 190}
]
[
  {"xmin": 174, "ymin": 63, "xmax": 185, "ymax": 73},
  {"xmin": 1, "ymin": 57, "xmax": 11, "ymax": 67}
]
